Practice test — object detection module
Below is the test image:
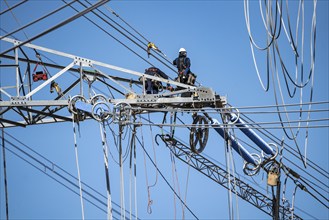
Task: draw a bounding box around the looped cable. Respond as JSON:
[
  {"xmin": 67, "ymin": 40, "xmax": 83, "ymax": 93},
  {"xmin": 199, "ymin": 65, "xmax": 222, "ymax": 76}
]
[
  {"xmin": 261, "ymin": 143, "xmax": 279, "ymax": 161},
  {"xmin": 228, "ymin": 107, "xmax": 240, "ymax": 124},
  {"xmin": 147, "ymin": 198, "xmax": 153, "ymax": 214},
  {"xmin": 243, "ymin": 153, "xmax": 262, "ymax": 176}
]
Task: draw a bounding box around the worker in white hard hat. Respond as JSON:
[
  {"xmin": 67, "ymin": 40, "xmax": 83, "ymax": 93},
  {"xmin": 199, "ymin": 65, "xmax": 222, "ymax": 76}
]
[{"xmin": 173, "ymin": 48, "xmax": 195, "ymax": 85}]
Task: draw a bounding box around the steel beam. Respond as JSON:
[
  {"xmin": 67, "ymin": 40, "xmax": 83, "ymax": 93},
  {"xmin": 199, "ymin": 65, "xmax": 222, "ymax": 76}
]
[
  {"xmin": 0, "ymin": 100, "xmax": 68, "ymax": 107},
  {"xmin": 1, "ymin": 36, "xmax": 195, "ymax": 90}
]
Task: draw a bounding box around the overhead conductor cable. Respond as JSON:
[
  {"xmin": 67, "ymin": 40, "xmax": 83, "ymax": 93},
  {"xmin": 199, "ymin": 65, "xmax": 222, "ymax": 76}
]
[{"xmin": 0, "ymin": 0, "xmax": 110, "ymax": 56}]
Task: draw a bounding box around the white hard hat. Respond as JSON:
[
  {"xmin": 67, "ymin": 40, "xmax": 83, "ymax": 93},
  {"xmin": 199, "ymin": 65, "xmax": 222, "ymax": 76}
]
[{"xmin": 179, "ymin": 48, "xmax": 186, "ymax": 53}]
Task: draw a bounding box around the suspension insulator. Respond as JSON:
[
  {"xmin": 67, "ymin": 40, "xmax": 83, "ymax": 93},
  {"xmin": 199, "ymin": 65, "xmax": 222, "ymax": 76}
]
[{"xmin": 189, "ymin": 115, "xmax": 209, "ymax": 154}]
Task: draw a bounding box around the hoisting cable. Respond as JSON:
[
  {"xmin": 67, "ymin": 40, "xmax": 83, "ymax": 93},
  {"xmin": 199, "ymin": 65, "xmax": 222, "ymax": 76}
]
[
  {"xmin": 170, "ymin": 151, "xmax": 178, "ymax": 219},
  {"xmin": 99, "ymin": 122, "xmax": 114, "ymax": 220},
  {"xmin": 139, "ymin": 114, "xmax": 160, "ymax": 214},
  {"xmin": 147, "ymin": 113, "xmax": 159, "ymax": 189},
  {"xmin": 227, "ymin": 125, "xmax": 241, "ymax": 220},
  {"xmin": 135, "ymin": 133, "xmax": 199, "ymax": 219},
  {"xmin": 159, "ymin": 114, "xmax": 192, "ymax": 219},
  {"xmin": 171, "ymin": 115, "xmax": 192, "ymax": 219},
  {"xmin": 139, "ymin": 116, "xmax": 153, "ymax": 214},
  {"xmin": 118, "ymin": 123, "xmax": 126, "ymax": 220},
  {"xmin": 170, "ymin": 112, "xmax": 177, "ymax": 139},
  {"xmin": 72, "ymin": 115, "xmax": 85, "ymax": 220},
  {"xmin": 182, "ymin": 152, "xmax": 192, "ymax": 220},
  {"xmin": 222, "ymin": 114, "xmax": 234, "ymax": 220},
  {"xmin": 170, "ymin": 149, "xmax": 185, "ymax": 219},
  {"xmin": 128, "ymin": 122, "xmax": 138, "ymax": 220}
]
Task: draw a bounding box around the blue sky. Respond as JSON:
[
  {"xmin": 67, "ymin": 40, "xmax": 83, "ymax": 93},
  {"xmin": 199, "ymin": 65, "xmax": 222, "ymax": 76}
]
[{"xmin": 0, "ymin": 0, "xmax": 328, "ymax": 219}]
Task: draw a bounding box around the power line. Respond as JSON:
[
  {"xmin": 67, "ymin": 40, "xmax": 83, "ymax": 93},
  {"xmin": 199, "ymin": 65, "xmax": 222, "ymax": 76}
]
[
  {"xmin": 0, "ymin": 0, "xmax": 110, "ymax": 56},
  {"xmin": 0, "ymin": 0, "xmax": 28, "ymax": 16},
  {"xmin": 132, "ymin": 122, "xmax": 329, "ymax": 130},
  {"xmin": 239, "ymin": 114, "xmax": 329, "ymax": 197},
  {"xmin": 0, "ymin": 0, "xmax": 78, "ymax": 41},
  {"xmin": 0, "ymin": 114, "xmax": 9, "ymax": 220},
  {"xmin": 77, "ymin": 0, "xmax": 178, "ymax": 77},
  {"xmin": 139, "ymin": 114, "xmax": 329, "ymax": 211},
  {"xmin": 142, "ymin": 114, "xmax": 316, "ymax": 219},
  {"xmin": 0, "ymin": 133, "xmax": 136, "ymax": 220}
]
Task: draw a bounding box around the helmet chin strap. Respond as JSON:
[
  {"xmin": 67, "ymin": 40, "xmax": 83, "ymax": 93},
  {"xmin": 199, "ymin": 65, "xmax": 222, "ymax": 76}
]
[{"xmin": 179, "ymin": 52, "xmax": 187, "ymax": 57}]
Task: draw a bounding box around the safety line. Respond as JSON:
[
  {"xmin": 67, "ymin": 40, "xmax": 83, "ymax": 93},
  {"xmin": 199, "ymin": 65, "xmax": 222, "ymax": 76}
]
[
  {"xmin": 135, "ymin": 135, "xmax": 199, "ymax": 219},
  {"xmin": 118, "ymin": 124, "xmax": 126, "ymax": 220}
]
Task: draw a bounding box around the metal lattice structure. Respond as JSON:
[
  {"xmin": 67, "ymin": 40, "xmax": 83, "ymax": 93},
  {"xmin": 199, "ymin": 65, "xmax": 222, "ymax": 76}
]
[{"xmin": 156, "ymin": 134, "xmax": 302, "ymax": 220}]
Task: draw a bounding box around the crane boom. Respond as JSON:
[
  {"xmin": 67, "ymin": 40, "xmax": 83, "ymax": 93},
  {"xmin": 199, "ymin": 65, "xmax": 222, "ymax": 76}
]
[{"xmin": 156, "ymin": 134, "xmax": 302, "ymax": 219}]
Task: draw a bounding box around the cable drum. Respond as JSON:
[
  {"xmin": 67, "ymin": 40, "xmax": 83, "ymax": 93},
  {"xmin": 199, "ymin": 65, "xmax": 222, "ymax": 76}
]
[{"xmin": 189, "ymin": 115, "xmax": 209, "ymax": 154}]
